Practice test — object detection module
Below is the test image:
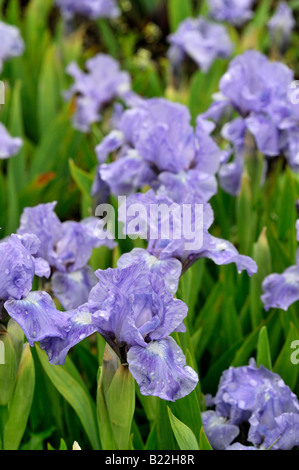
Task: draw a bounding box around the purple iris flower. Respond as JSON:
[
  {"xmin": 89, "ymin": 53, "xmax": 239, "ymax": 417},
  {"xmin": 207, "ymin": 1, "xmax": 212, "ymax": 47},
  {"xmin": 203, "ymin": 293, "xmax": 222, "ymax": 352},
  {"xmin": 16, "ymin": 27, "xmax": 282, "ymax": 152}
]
[
  {"xmin": 209, "ymin": 359, "xmax": 299, "ymax": 450},
  {"xmin": 0, "ymin": 123, "xmax": 23, "ymax": 159},
  {"xmin": 65, "ymin": 54, "xmax": 131, "ymax": 132},
  {"xmin": 167, "ymin": 17, "xmax": 233, "ymax": 72},
  {"xmin": 202, "ymin": 50, "xmax": 299, "ymax": 195},
  {"xmin": 96, "ymin": 98, "xmax": 222, "ymax": 203},
  {"xmin": 0, "ymin": 21, "xmax": 24, "ymax": 72},
  {"xmin": 268, "ymin": 2, "xmax": 295, "ymax": 54},
  {"xmin": 0, "ymin": 234, "xmax": 69, "ymax": 347},
  {"xmin": 41, "ymin": 263, "xmax": 198, "ymax": 401},
  {"xmin": 207, "ymin": 0, "xmax": 255, "ymax": 26},
  {"xmin": 90, "ymin": 264, "xmax": 197, "ymax": 401},
  {"xmin": 0, "ymin": 234, "xmax": 50, "ymax": 302},
  {"xmin": 56, "ymin": 0, "xmax": 120, "ymax": 20},
  {"xmin": 17, "ymin": 203, "xmax": 115, "ymax": 310},
  {"xmin": 119, "ymin": 189, "xmax": 257, "ymax": 276},
  {"xmin": 262, "ymin": 219, "xmax": 299, "ymax": 311}
]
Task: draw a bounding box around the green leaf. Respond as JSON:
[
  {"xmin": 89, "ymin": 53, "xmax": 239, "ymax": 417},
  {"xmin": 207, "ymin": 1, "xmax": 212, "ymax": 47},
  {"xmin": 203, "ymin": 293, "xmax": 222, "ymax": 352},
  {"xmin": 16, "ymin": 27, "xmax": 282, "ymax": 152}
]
[
  {"xmin": 97, "ymin": 20, "xmax": 119, "ymax": 57},
  {"xmin": 3, "ymin": 344, "xmax": 35, "ymax": 450},
  {"xmin": 232, "ymin": 322, "xmax": 269, "ymax": 368},
  {"xmin": 38, "ymin": 44, "xmax": 63, "ymax": 137},
  {"xmin": 169, "ymin": 385, "xmax": 202, "ymax": 439},
  {"xmin": 237, "ymin": 174, "xmax": 254, "ymax": 255},
  {"xmin": 222, "ymin": 296, "xmax": 243, "ymax": 347},
  {"xmin": 199, "ymin": 427, "xmax": 213, "ymax": 450},
  {"xmin": 106, "ymin": 365, "xmax": 135, "ymax": 450},
  {"xmin": 167, "ymin": 407, "xmax": 199, "ymax": 451},
  {"xmin": 257, "ymin": 326, "xmax": 272, "ymax": 370},
  {"xmin": 7, "ymin": 319, "xmax": 24, "ymax": 370},
  {"xmin": 69, "ymin": 159, "xmax": 94, "ymax": 200},
  {"xmin": 96, "ymin": 344, "xmax": 118, "ymax": 450},
  {"xmin": 30, "ymin": 109, "xmax": 72, "ymax": 178},
  {"xmin": 277, "ymin": 170, "xmax": 297, "ymax": 258},
  {"xmin": 274, "ymin": 323, "xmax": 299, "ymax": 391},
  {"xmin": 36, "ymin": 345, "xmax": 100, "ymax": 449},
  {"xmin": 189, "ymin": 60, "xmax": 227, "ymax": 121},
  {"xmin": 250, "ymin": 228, "xmax": 272, "ymax": 329},
  {"xmin": 21, "ymin": 427, "xmax": 55, "ymax": 450},
  {"xmin": 194, "ymin": 283, "xmax": 223, "ymax": 359},
  {"xmin": 0, "ymin": 326, "xmax": 17, "ymax": 407},
  {"xmin": 168, "ymin": 0, "xmax": 193, "ymax": 32},
  {"xmin": 8, "ymin": 80, "xmax": 26, "ymax": 189}
]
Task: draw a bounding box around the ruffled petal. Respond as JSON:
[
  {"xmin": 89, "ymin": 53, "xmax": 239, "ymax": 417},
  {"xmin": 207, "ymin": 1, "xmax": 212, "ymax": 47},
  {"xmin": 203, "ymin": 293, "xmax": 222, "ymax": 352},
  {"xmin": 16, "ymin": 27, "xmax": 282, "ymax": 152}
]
[
  {"xmin": 4, "ymin": 291, "xmax": 70, "ymax": 346},
  {"xmin": 201, "ymin": 236, "xmax": 258, "ymax": 276},
  {"xmin": 40, "ymin": 303, "xmax": 96, "ymax": 365},
  {"xmin": 117, "ymin": 248, "xmax": 182, "ymax": 295},
  {"xmin": 202, "ymin": 410, "xmax": 239, "ymax": 450},
  {"xmin": 127, "ymin": 337, "xmax": 198, "ymax": 401},
  {"xmin": 262, "ymin": 266, "xmax": 299, "ymax": 311}
]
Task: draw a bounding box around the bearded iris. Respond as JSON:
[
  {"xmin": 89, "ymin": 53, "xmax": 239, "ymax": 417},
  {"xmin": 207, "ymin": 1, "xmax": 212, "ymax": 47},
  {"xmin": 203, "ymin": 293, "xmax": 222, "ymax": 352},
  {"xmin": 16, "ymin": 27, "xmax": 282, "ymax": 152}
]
[
  {"xmin": 95, "ymin": 98, "xmax": 223, "ymax": 204},
  {"xmin": 17, "ymin": 202, "xmax": 115, "ymax": 310},
  {"xmin": 268, "ymin": 2, "xmax": 295, "ymax": 54},
  {"xmin": 56, "ymin": 0, "xmax": 120, "ymax": 20},
  {"xmin": 262, "ymin": 219, "xmax": 299, "ymax": 311},
  {"xmin": 0, "ymin": 123, "xmax": 23, "ymax": 160},
  {"xmin": 40, "ymin": 263, "xmax": 199, "ymax": 402},
  {"xmin": 0, "ymin": 233, "xmax": 71, "ymax": 346},
  {"xmin": 65, "ymin": 54, "xmax": 131, "ymax": 132},
  {"xmin": 207, "ymin": 0, "xmax": 255, "ymax": 26},
  {"xmin": 118, "ymin": 189, "xmax": 257, "ymax": 283},
  {"xmin": 0, "ymin": 20, "xmax": 24, "ymax": 72},
  {"xmin": 204, "ymin": 359, "xmax": 299, "ymax": 450},
  {"xmin": 167, "ymin": 17, "xmax": 233, "ymax": 73},
  {"xmin": 203, "ymin": 50, "xmax": 299, "ymax": 195}
]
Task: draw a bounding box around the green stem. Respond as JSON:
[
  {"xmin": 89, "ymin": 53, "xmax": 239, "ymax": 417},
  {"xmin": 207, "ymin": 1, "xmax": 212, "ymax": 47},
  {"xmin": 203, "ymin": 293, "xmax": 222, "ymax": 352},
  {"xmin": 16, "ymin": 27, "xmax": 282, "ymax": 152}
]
[{"xmin": 0, "ymin": 405, "xmax": 8, "ymax": 450}]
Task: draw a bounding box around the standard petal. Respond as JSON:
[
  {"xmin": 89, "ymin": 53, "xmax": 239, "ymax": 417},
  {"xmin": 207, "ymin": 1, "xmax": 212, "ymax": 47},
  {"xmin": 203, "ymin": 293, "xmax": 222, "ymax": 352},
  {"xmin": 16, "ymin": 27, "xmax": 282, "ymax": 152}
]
[
  {"xmin": 246, "ymin": 113, "xmax": 279, "ymax": 156},
  {"xmin": 95, "ymin": 130, "xmax": 125, "ymax": 163},
  {"xmin": 51, "ymin": 266, "xmax": 98, "ymax": 310},
  {"xmin": 34, "ymin": 257, "xmax": 51, "ymax": 279},
  {"xmin": 0, "ymin": 235, "xmax": 36, "ymax": 301},
  {"xmin": 219, "ymin": 159, "xmax": 243, "ymax": 196},
  {"xmin": 127, "ymin": 337, "xmax": 198, "ymax": 401},
  {"xmin": 17, "ymin": 202, "xmax": 62, "ymax": 262},
  {"xmin": 92, "ymin": 288, "xmax": 146, "ymax": 348},
  {"xmin": 117, "ymin": 248, "xmax": 182, "ymax": 295}
]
